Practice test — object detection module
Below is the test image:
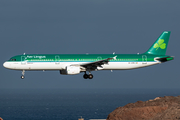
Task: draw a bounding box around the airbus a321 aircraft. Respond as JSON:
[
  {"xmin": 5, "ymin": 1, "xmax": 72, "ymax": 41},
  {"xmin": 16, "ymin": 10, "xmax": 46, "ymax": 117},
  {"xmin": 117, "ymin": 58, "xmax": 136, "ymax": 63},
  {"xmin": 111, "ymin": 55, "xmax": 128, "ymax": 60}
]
[{"xmin": 3, "ymin": 31, "xmax": 174, "ymax": 79}]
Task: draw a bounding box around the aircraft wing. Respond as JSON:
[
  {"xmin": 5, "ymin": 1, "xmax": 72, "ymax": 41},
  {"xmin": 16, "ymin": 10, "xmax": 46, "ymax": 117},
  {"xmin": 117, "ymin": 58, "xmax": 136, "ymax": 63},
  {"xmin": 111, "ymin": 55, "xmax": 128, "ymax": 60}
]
[{"xmin": 71, "ymin": 56, "xmax": 117, "ymax": 70}]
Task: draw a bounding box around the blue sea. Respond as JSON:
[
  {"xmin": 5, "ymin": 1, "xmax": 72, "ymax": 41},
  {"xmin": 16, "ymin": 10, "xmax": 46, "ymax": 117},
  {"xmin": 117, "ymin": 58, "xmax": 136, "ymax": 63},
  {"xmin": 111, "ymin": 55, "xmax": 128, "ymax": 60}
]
[{"xmin": 0, "ymin": 88, "xmax": 180, "ymax": 120}]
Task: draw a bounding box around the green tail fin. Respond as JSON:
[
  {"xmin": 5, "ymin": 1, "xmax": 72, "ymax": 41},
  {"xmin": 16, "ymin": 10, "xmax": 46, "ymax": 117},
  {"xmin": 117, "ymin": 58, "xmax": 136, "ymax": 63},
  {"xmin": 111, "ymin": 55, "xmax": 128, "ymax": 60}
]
[{"xmin": 144, "ymin": 31, "xmax": 171, "ymax": 55}]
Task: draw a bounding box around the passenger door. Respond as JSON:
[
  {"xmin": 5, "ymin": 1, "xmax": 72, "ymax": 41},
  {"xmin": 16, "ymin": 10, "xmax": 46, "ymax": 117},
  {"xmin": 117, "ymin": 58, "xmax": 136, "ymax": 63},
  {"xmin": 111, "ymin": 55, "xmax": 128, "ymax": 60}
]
[
  {"xmin": 55, "ymin": 55, "xmax": 60, "ymax": 64},
  {"xmin": 142, "ymin": 55, "xmax": 147, "ymax": 64},
  {"xmin": 21, "ymin": 56, "xmax": 26, "ymax": 65}
]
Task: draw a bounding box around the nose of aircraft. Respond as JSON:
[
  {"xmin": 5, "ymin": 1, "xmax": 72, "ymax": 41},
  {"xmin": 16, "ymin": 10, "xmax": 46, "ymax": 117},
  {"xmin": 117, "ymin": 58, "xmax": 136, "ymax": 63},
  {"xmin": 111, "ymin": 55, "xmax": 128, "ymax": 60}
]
[{"xmin": 3, "ymin": 62, "xmax": 8, "ymax": 68}]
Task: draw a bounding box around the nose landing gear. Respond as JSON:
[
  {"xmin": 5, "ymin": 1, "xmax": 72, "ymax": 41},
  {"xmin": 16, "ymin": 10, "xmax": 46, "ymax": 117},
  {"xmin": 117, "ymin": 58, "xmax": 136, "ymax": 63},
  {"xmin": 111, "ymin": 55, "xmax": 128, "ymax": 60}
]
[
  {"xmin": 21, "ymin": 70, "xmax": 25, "ymax": 79},
  {"xmin": 83, "ymin": 72, "xmax": 93, "ymax": 79},
  {"xmin": 21, "ymin": 75, "xmax": 25, "ymax": 79}
]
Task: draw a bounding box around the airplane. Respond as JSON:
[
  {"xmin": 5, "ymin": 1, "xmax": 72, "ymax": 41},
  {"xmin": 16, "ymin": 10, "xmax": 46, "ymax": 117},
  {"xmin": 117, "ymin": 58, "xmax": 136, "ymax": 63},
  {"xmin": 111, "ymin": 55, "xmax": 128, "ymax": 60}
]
[{"xmin": 3, "ymin": 31, "xmax": 174, "ymax": 79}]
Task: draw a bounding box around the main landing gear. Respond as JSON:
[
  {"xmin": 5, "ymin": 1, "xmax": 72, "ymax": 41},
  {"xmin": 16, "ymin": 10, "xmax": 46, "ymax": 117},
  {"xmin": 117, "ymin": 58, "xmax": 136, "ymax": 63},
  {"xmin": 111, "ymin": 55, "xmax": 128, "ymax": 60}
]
[
  {"xmin": 83, "ymin": 72, "xmax": 93, "ymax": 79},
  {"xmin": 21, "ymin": 70, "xmax": 25, "ymax": 79}
]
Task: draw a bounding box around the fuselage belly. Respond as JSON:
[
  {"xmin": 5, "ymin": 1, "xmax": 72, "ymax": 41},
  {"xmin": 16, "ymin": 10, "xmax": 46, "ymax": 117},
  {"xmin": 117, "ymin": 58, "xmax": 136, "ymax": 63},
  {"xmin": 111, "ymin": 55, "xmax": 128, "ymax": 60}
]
[{"xmin": 3, "ymin": 61, "xmax": 160, "ymax": 71}]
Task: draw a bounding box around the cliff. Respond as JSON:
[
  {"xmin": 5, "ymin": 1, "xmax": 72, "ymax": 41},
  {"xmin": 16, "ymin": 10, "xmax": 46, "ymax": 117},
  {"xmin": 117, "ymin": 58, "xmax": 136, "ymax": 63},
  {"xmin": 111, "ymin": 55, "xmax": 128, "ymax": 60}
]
[{"xmin": 107, "ymin": 96, "xmax": 180, "ymax": 120}]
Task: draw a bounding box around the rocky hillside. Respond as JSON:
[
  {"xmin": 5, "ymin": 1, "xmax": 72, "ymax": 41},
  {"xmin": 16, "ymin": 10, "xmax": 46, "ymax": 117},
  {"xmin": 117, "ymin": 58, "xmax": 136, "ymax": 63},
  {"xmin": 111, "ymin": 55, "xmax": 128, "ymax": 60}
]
[{"xmin": 107, "ymin": 96, "xmax": 180, "ymax": 120}]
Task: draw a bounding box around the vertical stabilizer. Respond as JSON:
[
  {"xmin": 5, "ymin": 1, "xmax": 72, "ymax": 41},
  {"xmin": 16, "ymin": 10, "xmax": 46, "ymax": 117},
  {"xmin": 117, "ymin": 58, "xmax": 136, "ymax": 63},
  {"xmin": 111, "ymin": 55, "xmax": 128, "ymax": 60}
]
[{"xmin": 144, "ymin": 31, "xmax": 171, "ymax": 55}]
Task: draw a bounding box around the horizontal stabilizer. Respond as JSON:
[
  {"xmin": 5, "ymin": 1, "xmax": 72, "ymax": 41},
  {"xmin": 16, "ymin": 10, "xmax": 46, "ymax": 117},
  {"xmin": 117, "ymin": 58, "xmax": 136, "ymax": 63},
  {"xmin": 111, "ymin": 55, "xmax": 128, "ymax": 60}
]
[{"xmin": 155, "ymin": 56, "xmax": 174, "ymax": 63}]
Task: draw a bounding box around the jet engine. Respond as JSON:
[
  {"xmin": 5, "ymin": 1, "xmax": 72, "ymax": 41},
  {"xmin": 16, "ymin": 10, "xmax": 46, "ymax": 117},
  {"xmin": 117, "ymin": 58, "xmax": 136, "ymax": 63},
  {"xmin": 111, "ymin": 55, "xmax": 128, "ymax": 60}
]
[{"xmin": 60, "ymin": 66, "xmax": 80, "ymax": 75}]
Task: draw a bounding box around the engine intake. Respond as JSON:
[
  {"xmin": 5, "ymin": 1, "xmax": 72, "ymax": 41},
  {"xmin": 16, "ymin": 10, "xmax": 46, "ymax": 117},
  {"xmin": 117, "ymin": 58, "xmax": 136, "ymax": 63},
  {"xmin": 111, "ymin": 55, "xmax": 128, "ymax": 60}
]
[{"xmin": 60, "ymin": 66, "xmax": 80, "ymax": 75}]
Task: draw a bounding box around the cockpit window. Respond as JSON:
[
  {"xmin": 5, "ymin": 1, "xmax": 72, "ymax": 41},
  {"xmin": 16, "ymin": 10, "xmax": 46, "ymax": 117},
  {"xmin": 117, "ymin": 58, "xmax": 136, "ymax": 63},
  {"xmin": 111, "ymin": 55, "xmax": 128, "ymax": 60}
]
[{"xmin": 10, "ymin": 59, "xmax": 16, "ymax": 61}]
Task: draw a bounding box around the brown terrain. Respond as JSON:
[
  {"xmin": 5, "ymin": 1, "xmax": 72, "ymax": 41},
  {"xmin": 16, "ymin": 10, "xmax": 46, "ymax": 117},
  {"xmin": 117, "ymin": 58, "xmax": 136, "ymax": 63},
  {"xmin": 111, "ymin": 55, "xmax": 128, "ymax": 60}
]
[{"xmin": 107, "ymin": 96, "xmax": 180, "ymax": 120}]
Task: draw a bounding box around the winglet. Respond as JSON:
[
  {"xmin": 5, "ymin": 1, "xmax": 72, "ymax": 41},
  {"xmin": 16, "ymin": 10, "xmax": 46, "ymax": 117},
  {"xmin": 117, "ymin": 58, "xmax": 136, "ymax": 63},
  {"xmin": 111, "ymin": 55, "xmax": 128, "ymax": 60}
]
[{"xmin": 113, "ymin": 56, "xmax": 117, "ymax": 60}]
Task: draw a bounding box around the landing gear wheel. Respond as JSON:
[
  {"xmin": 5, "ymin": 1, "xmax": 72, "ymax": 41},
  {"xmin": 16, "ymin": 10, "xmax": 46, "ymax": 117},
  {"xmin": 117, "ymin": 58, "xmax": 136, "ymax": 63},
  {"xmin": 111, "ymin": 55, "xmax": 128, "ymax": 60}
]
[
  {"xmin": 83, "ymin": 74, "xmax": 89, "ymax": 79},
  {"xmin": 21, "ymin": 70, "xmax": 25, "ymax": 79},
  {"xmin": 88, "ymin": 74, "xmax": 93, "ymax": 79},
  {"xmin": 21, "ymin": 75, "xmax": 25, "ymax": 79}
]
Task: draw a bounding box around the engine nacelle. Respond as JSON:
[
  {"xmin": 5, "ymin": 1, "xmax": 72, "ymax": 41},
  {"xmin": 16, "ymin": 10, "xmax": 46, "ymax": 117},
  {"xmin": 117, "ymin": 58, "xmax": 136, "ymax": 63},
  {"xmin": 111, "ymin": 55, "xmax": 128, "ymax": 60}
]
[{"xmin": 60, "ymin": 66, "xmax": 80, "ymax": 75}]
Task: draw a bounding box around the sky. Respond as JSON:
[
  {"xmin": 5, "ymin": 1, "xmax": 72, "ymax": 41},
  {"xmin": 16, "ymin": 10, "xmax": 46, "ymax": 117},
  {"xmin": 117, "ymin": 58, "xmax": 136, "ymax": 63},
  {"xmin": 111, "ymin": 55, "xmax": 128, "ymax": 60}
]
[{"xmin": 0, "ymin": 0, "xmax": 179, "ymax": 89}]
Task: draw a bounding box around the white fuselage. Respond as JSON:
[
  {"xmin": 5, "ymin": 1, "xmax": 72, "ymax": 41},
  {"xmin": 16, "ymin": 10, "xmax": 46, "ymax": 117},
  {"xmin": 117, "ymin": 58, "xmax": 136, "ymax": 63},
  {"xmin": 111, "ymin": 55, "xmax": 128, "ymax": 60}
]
[{"xmin": 3, "ymin": 61, "xmax": 160, "ymax": 71}]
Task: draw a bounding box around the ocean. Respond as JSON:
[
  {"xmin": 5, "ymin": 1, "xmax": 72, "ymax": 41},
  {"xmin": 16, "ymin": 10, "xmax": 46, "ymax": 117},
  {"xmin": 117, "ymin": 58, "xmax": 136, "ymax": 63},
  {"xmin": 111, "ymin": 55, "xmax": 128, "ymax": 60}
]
[{"xmin": 0, "ymin": 88, "xmax": 179, "ymax": 120}]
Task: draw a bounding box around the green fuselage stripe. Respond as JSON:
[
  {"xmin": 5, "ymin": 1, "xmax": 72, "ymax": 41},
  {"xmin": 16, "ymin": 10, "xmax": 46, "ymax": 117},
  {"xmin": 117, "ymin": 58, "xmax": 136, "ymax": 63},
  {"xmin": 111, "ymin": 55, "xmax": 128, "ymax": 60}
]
[{"xmin": 7, "ymin": 54, "xmax": 169, "ymax": 62}]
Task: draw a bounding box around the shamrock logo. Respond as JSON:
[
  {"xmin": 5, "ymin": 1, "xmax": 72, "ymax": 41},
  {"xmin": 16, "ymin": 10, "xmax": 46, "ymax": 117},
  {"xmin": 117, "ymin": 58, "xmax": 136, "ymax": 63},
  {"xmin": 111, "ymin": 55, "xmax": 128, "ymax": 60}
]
[{"xmin": 154, "ymin": 39, "xmax": 166, "ymax": 50}]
